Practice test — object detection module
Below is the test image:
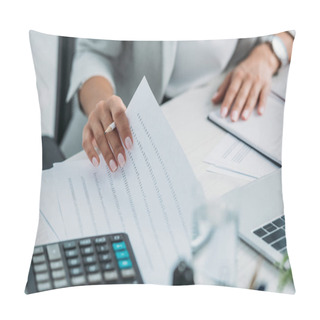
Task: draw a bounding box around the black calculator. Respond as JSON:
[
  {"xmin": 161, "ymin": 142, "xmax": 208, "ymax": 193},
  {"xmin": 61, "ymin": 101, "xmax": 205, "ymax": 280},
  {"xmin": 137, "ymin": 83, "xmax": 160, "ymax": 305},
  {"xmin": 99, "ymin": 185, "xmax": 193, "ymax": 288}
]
[{"xmin": 25, "ymin": 233, "xmax": 143, "ymax": 294}]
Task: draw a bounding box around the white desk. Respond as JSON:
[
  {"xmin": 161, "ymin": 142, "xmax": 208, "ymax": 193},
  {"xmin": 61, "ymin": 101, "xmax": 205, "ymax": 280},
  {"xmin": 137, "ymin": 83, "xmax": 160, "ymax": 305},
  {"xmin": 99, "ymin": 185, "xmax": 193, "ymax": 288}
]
[
  {"xmin": 42, "ymin": 70, "xmax": 294, "ymax": 293},
  {"xmin": 161, "ymin": 74, "xmax": 294, "ymax": 293}
]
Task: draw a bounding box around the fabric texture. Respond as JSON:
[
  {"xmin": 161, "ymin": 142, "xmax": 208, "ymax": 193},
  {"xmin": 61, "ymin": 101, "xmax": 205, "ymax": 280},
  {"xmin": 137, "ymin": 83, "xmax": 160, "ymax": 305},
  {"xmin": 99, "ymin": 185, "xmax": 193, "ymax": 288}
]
[{"xmin": 26, "ymin": 31, "xmax": 295, "ymax": 295}]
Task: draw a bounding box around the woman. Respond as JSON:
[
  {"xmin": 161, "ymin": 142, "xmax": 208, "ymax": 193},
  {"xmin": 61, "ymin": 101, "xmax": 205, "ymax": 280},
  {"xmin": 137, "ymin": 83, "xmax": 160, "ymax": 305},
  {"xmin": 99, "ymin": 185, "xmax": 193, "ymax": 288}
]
[{"xmin": 67, "ymin": 32, "xmax": 294, "ymax": 172}]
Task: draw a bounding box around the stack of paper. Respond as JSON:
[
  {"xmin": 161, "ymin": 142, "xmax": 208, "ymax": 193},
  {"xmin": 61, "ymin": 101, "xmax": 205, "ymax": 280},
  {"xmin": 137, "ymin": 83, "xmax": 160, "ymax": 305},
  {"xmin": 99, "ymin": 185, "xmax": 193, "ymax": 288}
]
[
  {"xmin": 204, "ymin": 134, "xmax": 279, "ymax": 181},
  {"xmin": 35, "ymin": 78, "xmax": 206, "ymax": 285}
]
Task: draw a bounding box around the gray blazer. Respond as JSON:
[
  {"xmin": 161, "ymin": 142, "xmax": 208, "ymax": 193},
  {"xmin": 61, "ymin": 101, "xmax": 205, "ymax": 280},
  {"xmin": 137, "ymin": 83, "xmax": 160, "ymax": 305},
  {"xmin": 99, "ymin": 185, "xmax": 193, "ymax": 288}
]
[{"xmin": 67, "ymin": 38, "xmax": 258, "ymax": 106}]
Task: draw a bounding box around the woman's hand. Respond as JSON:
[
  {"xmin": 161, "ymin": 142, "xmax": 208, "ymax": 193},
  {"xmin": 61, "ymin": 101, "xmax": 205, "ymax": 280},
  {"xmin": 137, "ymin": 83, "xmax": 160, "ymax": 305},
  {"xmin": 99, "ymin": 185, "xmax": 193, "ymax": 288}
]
[
  {"xmin": 211, "ymin": 43, "xmax": 280, "ymax": 122},
  {"xmin": 82, "ymin": 95, "xmax": 133, "ymax": 172}
]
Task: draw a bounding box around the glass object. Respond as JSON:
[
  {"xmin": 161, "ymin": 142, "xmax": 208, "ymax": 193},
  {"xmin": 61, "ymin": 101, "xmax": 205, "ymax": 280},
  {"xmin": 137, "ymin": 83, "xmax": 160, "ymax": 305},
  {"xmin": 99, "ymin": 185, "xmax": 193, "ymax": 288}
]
[{"xmin": 192, "ymin": 201, "xmax": 238, "ymax": 287}]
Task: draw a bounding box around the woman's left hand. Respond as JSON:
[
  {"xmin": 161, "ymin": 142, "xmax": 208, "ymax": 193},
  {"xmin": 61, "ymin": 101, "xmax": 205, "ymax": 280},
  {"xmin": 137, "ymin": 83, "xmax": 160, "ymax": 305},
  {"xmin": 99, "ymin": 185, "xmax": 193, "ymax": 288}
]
[{"xmin": 211, "ymin": 43, "xmax": 280, "ymax": 122}]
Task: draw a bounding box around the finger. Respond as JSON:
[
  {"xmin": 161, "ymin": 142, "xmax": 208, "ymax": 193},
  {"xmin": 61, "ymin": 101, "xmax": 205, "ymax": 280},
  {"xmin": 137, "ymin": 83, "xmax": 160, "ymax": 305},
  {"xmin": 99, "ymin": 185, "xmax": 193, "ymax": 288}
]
[
  {"xmin": 257, "ymin": 85, "xmax": 270, "ymax": 115},
  {"xmin": 90, "ymin": 113, "xmax": 118, "ymax": 172},
  {"xmin": 211, "ymin": 73, "xmax": 232, "ymax": 104},
  {"xmin": 229, "ymin": 79, "xmax": 253, "ymax": 122},
  {"xmin": 108, "ymin": 95, "xmax": 133, "ymax": 150},
  {"xmin": 92, "ymin": 138, "xmax": 98, "ymax": 150},
  {"xmin": 107, "ymin": 129, "xmax": 127, "ymax": 168},
  {"xmin": 82, "ymin": 126, "xmax": 100, "ymax": 168},
  {"xmin": 240, "ymin": 82, "xmax": 262, "ymax": 121},
  {"xmin": 220, "ymin": 71, "xmax": 243, "ymax": 118},
  {"xmin": 99, "ymin": 109, "xmax": 127, "ymax": 169}
]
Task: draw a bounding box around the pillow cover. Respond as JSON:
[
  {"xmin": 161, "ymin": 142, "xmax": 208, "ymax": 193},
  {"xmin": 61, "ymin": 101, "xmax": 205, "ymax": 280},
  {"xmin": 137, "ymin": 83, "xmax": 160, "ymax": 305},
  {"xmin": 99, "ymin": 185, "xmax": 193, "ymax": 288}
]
[{"xmin": 26, "ymin": 30, "xmax": 295, "ymax": 294}]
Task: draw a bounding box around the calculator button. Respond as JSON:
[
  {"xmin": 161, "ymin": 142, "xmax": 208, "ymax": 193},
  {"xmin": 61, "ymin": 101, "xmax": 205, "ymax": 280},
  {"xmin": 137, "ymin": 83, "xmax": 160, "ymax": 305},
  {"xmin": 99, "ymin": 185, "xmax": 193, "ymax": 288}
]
[
  {"xmin": 65, "ymin": 249, "xmax": 79, "ymax": 258},
  {"xmin": 79, "ymin": 238, "xmax": 92, "ymax": 247},
  {"xmin": 111, "ymin": 234, "xmax": 123, "ymax": 242},
  {"xmin": 70, "ymin": 266, "xmax": 84, "ymax": 276},
  {"xmin": 99, "ymin": 253, "xmax": 112, "ymax": 262},
  {"xmin": 35, "ymin": 272, "xmax": 50, "ymax": 282},
  {"xmin": 112, "ymin": 241, "xmax": 126, "ymax": 251},
  {"xmin": 115, "ymin": 250, "xmax": 130, "ymax": 260},
  {"xmin": 50, "ymin": 260, "xmax": 64, "ymax": 270},
  {"xmin": 67, "ymin": 258, "xmax": 81, "ymax": 267},
  {"xmin": 81, "ymin": 246, "xmax": 94, "ymax": 255},
  {"xmin": 37, "ymin": 281, "xmax": 52, "ymax": 292},
  {"xmin": 33, "ymin": 263, "xmax": 47, "ymax": 273},
  {"xmin": 63, "ymin": 241, "xmax": 76, "ymax": 250},
  {"xmin": 52, "ymin": 269, "xmax": 66, "ymax": 280},
  {"xmin": 47, "ymin": 244, "xmax": 62, "ymax": 261},
  {"xmin": 96, "ymin": 245, "xmax": 109, "ymax": 253},
  {"xmin": 121, "ymin": 268, "xmax": 136, "ymax": 279},
  {"xmin": 83, "ymin": 255, "xmax": 96, "ymax": 264},
  {"xmin": 94, "ymin": 236, "xmax": 107, "ymax": 244},
  {"xmin": 104, "ymin": 270, "xmax": 118, "ymax": 282},
  {"xmin": 33, "ymin": 247, "xmax": 44, "ymax": 255},
  {"xmin": 33, "ymin": 254, "xmax": 46, "ymax": 264},
  {"xmin": 118, "ymin": 259, "xmax": 132, "ymax": 269},
  {"xmin": 101, "ymin": 262, "xmax": 115, "ymax": 271},
  {"xmin": 88, "ymin": 272, "xmax": 102, "ymax": 283},
  {"xmin": 86, "ymin": 264, "xmax": 100, "ymax": 273},
  {"xmin": 54, "ymin": 278, "xmax": 68, "ymax": 288},
  {"xmin": 71, "ymin": 275, "xmax": 86, "ymax": 286}
]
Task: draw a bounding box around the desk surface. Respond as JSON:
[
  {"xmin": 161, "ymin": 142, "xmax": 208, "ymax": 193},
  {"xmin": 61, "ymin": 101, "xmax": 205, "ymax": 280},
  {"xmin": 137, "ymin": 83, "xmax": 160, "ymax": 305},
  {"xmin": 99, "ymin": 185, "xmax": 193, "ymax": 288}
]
[
  {"xmin": 64, "ymin": 71, "xmax": 293, "ymax": 293},
  {"xmin": 162, "ymin": 75, "xmax": 293, "ymax": 293}
]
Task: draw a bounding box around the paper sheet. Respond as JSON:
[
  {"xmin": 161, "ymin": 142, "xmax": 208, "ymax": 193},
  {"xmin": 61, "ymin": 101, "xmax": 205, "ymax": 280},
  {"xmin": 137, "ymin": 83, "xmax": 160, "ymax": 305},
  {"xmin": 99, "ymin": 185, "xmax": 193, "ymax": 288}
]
[
  {"xmin": 35, "ymin": 168, "xmax": 66, "ymax": 245},
  {"xmin": 47, "ymin": 77, "xmax": 205, "ymax": 285},
  {"xmin": 204, "ymin": 134, "xmax": 278, "ymax": 179},
  {"xmin": 206, "ymin": 164, "xmax": 256, "ymax": 182}
]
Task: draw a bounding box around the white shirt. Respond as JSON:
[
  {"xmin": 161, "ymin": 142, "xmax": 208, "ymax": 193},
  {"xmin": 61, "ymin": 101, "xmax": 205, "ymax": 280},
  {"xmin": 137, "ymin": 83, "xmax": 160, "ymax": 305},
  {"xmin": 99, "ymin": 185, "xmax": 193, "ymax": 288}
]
[{"xmin": 165, "ymin": 40, "xmax": 238, "ymax": 98}]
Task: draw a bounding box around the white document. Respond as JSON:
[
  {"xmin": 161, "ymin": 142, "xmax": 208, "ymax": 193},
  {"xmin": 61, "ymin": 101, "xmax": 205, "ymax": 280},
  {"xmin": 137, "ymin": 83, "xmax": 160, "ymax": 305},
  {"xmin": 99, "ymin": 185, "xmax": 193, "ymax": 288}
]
[
  {"xmin": 208, "ymin": 94, "xmax": 285, "ymax": 165},
  {"xmin": 206, "ymin": 164, "xmax": 256, "ymax": 182},
  {"xmin": 50, "ymin": 77, "xmax": 205, "ymax": 285},
  {"xmin": 204, "ymin": 134, "xmax": 278, "ymax": 180},
  {"xmin": 270, "ymin": 65, "xmax": 289, "ymax": 101},
  {"xmin": 35, "ymin": 168, "xmax": 67, "ymax": 245}
]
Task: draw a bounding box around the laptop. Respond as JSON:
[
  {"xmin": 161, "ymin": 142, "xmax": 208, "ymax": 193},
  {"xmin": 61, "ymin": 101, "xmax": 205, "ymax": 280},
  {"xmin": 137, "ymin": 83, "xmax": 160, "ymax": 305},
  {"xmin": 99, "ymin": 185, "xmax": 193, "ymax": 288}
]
[{"xmin": 218, "ymin": 168, "xmax": 288, "ymax": 266}]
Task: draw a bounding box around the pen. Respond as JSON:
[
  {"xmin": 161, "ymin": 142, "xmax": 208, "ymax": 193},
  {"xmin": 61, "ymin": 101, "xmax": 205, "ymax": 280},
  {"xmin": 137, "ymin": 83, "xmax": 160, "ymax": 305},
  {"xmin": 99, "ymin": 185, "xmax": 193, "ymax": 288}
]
[
  {"xmin": 105, "ymin": 122, "xmax": 116, "ymax": 134},
  {"xmin": 249, "ymin": 255, "xmax": 263, "ymax": 290}
]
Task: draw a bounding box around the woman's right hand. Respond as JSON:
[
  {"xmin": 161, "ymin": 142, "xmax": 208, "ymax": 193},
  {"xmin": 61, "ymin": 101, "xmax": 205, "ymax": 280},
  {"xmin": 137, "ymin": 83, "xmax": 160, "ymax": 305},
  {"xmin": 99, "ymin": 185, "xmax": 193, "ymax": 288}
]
[{"xmin": 82, "ymin": 95, "xmax": 133, "ymax": 172}]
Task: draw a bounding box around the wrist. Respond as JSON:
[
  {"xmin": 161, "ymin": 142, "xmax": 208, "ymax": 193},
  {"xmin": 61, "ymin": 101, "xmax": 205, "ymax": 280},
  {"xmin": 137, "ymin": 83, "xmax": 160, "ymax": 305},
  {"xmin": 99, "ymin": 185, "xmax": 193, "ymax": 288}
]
[
  {"xmin": 263, "ymin": 42, "xmax": 282, "ymax": 74},
  {"xmin": 257, "ymin": 34, "xmax": 292, "ymax": 74},
  {"xmin": 79, "ymin": 76, "xmax": 114, "ymax": 116},
  {"xmin": 252, "ymin": 43, "xmax": 280, "ymax": 75}
]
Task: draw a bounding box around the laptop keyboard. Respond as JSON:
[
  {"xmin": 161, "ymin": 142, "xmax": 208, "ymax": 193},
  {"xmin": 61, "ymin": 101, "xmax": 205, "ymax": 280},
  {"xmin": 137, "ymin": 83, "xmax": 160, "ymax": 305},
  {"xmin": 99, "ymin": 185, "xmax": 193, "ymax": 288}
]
[{"xmin": 252, "ymin": 215, "xmax": 287, "ymax": 255}]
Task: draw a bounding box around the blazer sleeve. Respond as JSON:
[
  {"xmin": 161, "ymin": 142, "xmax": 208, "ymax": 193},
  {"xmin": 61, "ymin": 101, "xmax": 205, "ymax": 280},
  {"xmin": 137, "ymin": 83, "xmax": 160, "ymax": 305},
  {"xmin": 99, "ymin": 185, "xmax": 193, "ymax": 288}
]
[
  {"xmin": 67, "ymin": 39, "xmax": 122, "ymax": 103},
  {"xmin": 224, "ymin": 37, "xmax": 259, "ymax": 70}
]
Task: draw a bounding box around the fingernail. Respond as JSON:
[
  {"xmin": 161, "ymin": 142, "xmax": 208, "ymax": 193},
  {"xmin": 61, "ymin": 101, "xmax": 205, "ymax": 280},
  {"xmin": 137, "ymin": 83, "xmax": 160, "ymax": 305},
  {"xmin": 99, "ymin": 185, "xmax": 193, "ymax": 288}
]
[
  {"xmin": 259, "ymin": 106, "xmax": 265, "ymax": 115},
  {"xmin": 242, "ymin": 110, "xmax": 249, "ymax": 120},
  {"xmin": 109, "ymin": 159, "xmax": 117, "ymax": 172},
  {"xmin": 231, "ymin": 110, "xmax": 239, "ymax": 122},
  {"xmin": 125, "ymin": 137, "xmax": 133, "ymax": 150},
  {"xmin": 92, "ymin": 157, "xmax": 99, "ymax": 168},
  {"xmin": 212, "ymin": 91, "xmax": 219, "ymax": 100},
  {"xmin": 117, "ymin": 153, "xmax": 125, "ymax": 168},
  {"xmin": 221, "ymin": 106, "xmax": 228, "ymax": 118}
]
